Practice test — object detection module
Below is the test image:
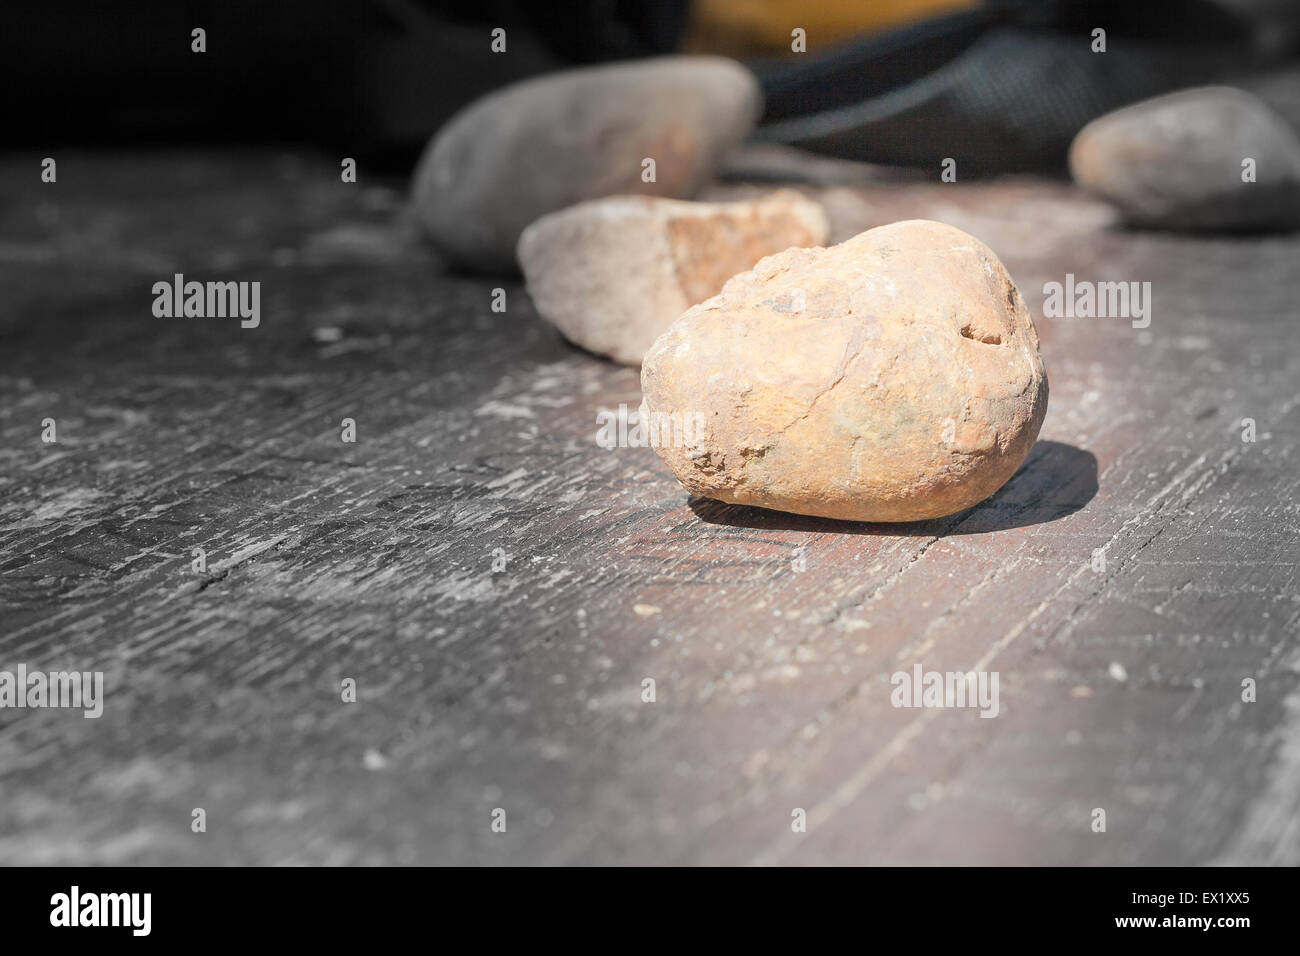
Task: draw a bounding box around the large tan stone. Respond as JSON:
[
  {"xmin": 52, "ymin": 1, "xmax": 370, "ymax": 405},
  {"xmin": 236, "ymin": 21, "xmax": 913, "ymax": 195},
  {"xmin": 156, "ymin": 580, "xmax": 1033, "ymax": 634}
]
[
  {"xmin": 640, "ymin": 220, "xmax": 1048, "ymax": 522},
  {"xmin": 518, "ymin": 191, "xmax": 828, "ymax": 365}
]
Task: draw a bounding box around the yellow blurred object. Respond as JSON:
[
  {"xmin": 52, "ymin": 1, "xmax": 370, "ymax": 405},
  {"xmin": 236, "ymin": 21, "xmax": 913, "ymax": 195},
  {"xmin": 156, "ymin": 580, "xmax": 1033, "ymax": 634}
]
[{"xmin": 684, "ymin": 0, "xmax": 980, "ymax": 56}]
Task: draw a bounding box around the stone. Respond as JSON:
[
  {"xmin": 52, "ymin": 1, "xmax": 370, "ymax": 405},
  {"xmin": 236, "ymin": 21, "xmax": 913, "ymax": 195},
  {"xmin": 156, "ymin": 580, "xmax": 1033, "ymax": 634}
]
[
  {"xmin": 518, "ymin": 190, "xmax": 829, "ymax": 365},
  {"xmin": 640, "ymin": 220, "xmax": 1048, "ymax": 523},
  {"xmin": 412, "ymin": 56, "xmax": 762, "ymax": 273},
  {"xmin": 1069, "ymin": 86, "xmax": 1300, "ymax": 231}
]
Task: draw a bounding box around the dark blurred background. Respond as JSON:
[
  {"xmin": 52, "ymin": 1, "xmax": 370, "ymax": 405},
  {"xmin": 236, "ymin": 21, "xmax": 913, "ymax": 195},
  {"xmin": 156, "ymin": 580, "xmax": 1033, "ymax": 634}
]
[{"xmin": 4, "ymin": 0, "xmax": 1300, "ymax": 172}]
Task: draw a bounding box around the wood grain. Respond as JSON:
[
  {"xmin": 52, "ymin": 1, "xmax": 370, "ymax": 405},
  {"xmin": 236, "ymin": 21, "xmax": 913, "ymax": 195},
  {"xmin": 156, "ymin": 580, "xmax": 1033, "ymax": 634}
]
[{"xmin": 0, "ymin": 152, "xmax": 1296, "ymax": 864}]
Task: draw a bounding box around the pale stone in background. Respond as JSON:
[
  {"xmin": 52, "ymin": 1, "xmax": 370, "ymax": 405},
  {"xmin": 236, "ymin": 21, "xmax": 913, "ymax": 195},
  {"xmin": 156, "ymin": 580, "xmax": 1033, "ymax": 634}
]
[{"xmin": 519, "ymin": 190, "xmax": 827, "ymax": 365}]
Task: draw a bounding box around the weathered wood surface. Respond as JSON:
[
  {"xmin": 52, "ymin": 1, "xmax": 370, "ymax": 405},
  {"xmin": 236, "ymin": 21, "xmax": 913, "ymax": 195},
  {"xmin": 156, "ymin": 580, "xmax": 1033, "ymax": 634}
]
[{"xmin": 0, "ymin": 151, "xmax": 1296, "ymax": 865}]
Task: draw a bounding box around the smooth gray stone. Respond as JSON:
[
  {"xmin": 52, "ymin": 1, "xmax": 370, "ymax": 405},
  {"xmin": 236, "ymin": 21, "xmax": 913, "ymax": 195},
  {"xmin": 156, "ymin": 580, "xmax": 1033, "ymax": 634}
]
[
  {"xmin": 1069, "ymin": 86, "xmax": 1300, "ymax": 232},
  {"xmin": 412, "ymin": 56, "xmax": 762, "ymax": 273}
]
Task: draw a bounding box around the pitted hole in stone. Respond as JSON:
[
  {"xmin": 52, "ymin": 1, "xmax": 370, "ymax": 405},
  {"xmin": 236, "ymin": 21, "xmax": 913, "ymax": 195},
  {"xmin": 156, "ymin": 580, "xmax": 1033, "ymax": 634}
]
[{"xmin": 960, "ymin": 322, "xmax": 1003, "ymax": 345}]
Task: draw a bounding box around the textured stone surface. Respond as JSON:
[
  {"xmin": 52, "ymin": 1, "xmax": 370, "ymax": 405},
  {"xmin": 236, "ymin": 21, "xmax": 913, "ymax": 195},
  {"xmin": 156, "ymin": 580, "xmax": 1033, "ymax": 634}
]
[
  {"xmin": 641, "ymin": 220, "xmax": 1048, "ymax": 522},
  {"xmin": 1069, "ymin": 86, "xmax": 1300, "ymax": 232},
  {"xmin": 412, "ymin": 56, "xmax": 762, "ymax": 272},
  {"xmin": 518, "ymin": 190, "xmax": 828, "ymax": 365}
]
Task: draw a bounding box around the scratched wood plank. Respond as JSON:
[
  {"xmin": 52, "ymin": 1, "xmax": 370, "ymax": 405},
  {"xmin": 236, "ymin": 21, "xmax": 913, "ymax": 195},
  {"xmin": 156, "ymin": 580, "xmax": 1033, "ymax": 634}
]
[{"xmin": 0, "ymin": 152, "xmax": 1296, "ymax": 865}]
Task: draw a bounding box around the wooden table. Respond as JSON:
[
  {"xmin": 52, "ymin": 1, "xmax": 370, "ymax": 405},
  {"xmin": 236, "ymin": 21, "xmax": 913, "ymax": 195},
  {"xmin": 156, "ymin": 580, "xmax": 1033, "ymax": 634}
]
[{"xmin": 1, "ymin": 150, "xmax": 1296, "ymax": 865}]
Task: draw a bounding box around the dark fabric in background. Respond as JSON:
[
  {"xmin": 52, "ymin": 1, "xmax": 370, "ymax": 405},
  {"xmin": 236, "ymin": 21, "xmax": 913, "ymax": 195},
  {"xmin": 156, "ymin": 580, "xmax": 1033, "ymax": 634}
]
[
  {"xmin": 1, "ymin": 0, "xmax": 1292, "ymax": 170},
  {"xmin": 1, "ymin": 0, "xmax": 690, "ymax": 163}
]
